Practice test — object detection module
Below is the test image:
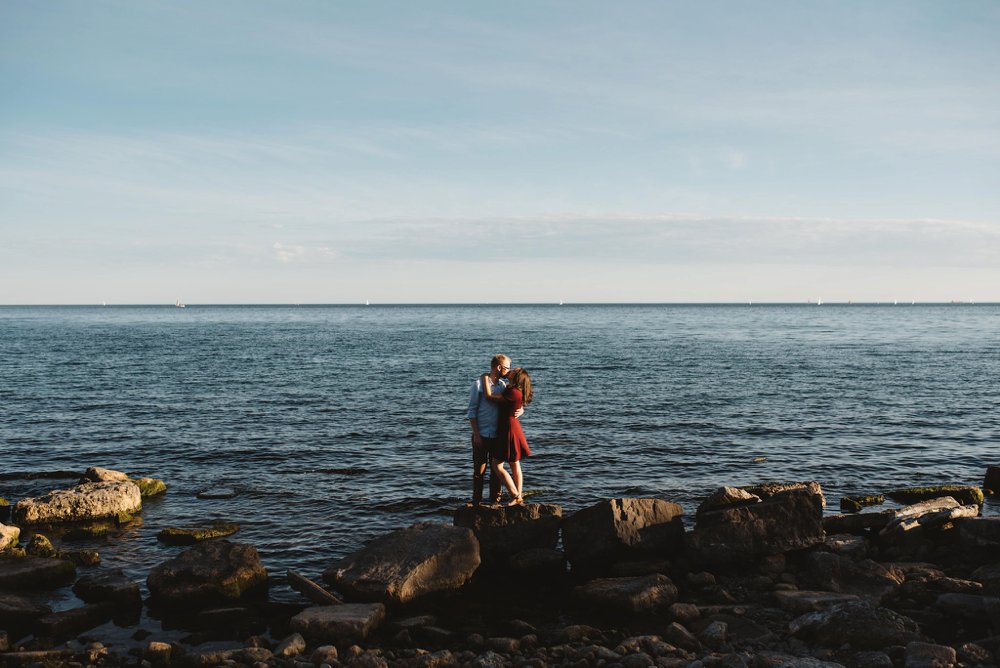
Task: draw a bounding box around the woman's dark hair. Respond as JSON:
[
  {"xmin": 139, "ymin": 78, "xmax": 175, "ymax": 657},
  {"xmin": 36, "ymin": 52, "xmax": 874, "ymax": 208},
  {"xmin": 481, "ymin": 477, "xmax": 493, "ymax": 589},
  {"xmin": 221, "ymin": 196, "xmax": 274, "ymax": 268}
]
[{"xmin": 509, "ymin": 368, "xmax": 533, "ymax": 405}]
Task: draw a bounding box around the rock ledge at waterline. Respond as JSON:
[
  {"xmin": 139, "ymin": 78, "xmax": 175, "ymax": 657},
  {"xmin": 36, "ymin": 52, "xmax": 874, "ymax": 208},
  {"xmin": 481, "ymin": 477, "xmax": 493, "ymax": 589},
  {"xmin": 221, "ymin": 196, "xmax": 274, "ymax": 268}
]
[{"xmin": 1, "ymin": 466, "xmax": 999, "ymax": 667}]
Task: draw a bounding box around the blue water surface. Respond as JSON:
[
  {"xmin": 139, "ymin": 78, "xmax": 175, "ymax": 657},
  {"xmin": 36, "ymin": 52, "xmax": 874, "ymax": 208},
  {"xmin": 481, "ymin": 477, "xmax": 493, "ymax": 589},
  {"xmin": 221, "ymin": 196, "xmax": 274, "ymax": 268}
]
[{"xmin": 2, "ymin": 303, "xmax": 998, "ymax": 595}]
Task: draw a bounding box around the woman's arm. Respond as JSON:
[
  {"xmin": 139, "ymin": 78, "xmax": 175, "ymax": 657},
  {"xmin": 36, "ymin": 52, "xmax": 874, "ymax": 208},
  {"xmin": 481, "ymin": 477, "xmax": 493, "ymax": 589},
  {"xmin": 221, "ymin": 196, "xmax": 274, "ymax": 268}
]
[{"xmin": 481, "ymin": 374, "xmax": 501, "ymax": 401}]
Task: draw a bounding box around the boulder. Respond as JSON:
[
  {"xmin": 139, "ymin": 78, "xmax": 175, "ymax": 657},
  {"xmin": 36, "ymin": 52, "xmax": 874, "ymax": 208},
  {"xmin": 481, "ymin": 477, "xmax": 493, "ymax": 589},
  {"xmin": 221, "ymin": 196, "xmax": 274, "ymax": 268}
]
[
  {"xmin": 561, "ymin": 498, "xmax": 685, "ymax": 569},
  {"xmin": 904, "ymin": 641, "xmax": 957, "ymax": 668},
  {"xmin": 453, "ymin": 503, "xmax": 561, "ymax": 565},
  {"xmin": 789, "ymin": 600, "xmax": 924, "ymax": 650},
  {"xmin": 26, "ymin": 534, "xmax": 56, "ymax": 558},
  {"xmin": 934, "ymin": 593, "xmax": 1000, "ymax": 624},
  {"xmin": 574, "ymin": 574, "xmax": 678, "ymax": 613},
  {"xmin": 743, "ymin": 481, "xmax": 826, "ymax": 507},
  {"xmin": 800, "ymin": 552, "xmax": 903, "ymax": 600},
  {"xmin": 35, "ymin": 602, "xmax": 115, "ymax": 639},
  {"xmin": 879, "ymin": 498, "xmax": 980, "ymax": 543},
  {"xmin": 823, "ymin": 510, "xmax": 895, "ymax": 535},
  {"xmin": 773, "ymin": 590, "xmax": 861, "ymax": 614},
  {"xmin": 956, "ymin": 517, "xmax": 1000, "ymax": 547},
  {"xmin": 508, "ymin": 547, "xmax": 567, "ymax": 576},
  {"xmin": 12, "ymin": 481, "xmax": 141, "ymax": 525},
  {"xmin": 0, "ymin": 557, "xmax": 76, "ymax": 589},
  {"xmin": 0, "ymin": 522, "xmax": 19, "ymax": 550},
  {"xmin": 323, "ymin": 522, "xmax": 480, "ymax": 605},
  {"xmin": 290, "ymin": 603, "xmax": 385, "ymax": 643},
  {"xmin": 147, "ymin": 540, "xmax": 268, "ymax": 607},
  {"xmin": 696, "ymin": 487, "xmax": 761, "ymax": 516},
  {"xmin": 971, "ymin": 564, "xmax": 1000, "ymax": 594},
  {"xmin": 687, "ymin": 487, "xmax": 825, "ymax": 564},
  {"xmin": 0, "ymin": 592, "xmax": 52, "ymax": 630},
  {"xmin": 81, "ymin": 467, "xmax": 130, "ymax": 483},
  {"xmin": 823, "ymin": 533, "xmax": 868, "ymax": 558},
  {"xmin": 73, "ymin": 568, "xmax": 142, "ymax": 613},
  {"xmin": 984, "ymin": 466, "xmax": 1000, "ymax": 495}
]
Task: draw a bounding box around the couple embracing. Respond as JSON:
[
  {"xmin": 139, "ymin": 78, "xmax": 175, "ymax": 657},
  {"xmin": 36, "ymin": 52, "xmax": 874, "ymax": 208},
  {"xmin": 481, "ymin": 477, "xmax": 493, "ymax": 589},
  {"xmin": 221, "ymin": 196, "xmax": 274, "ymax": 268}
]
[{"xmin": 466, "ymin": 354, "xmax": 533, "ymax": 506}]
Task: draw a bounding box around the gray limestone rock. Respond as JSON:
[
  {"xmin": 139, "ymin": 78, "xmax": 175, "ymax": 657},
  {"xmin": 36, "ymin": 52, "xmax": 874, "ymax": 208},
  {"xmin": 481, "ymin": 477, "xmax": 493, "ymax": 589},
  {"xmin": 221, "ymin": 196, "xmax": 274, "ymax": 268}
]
[
  {"xmin": 800, "ymin": 552, "xmax": 902, "ymax": 600},
  {"xmin": 323, "ymin": 522, "xmax": 480, "ymax": 604},
  {"xmin": 0, "ymin": 556, "xmax": 76, "ymax": 590},
  {"xmin": 956, "ymin": 516, "xmax": 1000, "ymax": 547},
  {"xmin": 81, "ymin": 466, "xmax": 130, "ymax": 483},
  {"xmin": 290, "ymin": 603, "xmax": 385, "ymax": 643},
  {"xmin": 574, "ymin": 573, "xmax": 678, "ymax": 613},
  {"xmin": 903, "ymin": 641, "xmax": 957, "ymax": 668},
  {"xmin": 12, "ymin": 481, "xmax": 141, "ymax": 525},
  {"xmin": 0, "ymin": 522, "xmax": 19, "ymax": 551},
  {"xmin": 773, "ymin": 590, "xmax": 861, "ymax": 614},
  {"xmin": 687, "ymin": 487, "xmax": 825, "ymax": 564},
  {"xmin": 696, "ymin": 487, "xmax": 762, "ymax": 517},
  {"xmin": 561, "ymin": 498, "xmax": 685, "ymax": 569},
  {"xmin": 789, "ymin": 600, "xmax": 924, "ymax": 650}
]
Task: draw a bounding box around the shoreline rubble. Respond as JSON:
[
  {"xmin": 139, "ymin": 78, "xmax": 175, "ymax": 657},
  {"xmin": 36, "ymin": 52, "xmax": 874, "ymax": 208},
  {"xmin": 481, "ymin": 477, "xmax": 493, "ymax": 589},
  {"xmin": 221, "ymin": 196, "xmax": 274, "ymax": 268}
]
[{"xmin": 1, "ymin": 468, "xmax": 998, "ymax": 667}]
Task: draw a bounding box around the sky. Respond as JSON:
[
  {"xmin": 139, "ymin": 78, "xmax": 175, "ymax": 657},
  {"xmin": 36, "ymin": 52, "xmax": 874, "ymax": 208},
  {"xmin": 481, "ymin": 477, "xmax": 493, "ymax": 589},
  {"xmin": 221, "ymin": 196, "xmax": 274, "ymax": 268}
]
[{"xmin": 1, "ymin": 1, "xmax": 998, "ymax": 304}]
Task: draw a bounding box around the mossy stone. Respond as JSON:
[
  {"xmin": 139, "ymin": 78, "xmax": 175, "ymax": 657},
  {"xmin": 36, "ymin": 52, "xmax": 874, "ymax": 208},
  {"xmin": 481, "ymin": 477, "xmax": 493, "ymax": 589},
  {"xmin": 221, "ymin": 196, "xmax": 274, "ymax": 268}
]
[
  {"xmin": 61, "ymin": 549, "xmax": 101, "ymax": 566},
  {"xmin": 132, "ymin": 477, "xmax": 167, "ymax": 497},
  {"xmin": 886, "ymin": 485, "xmax": 984, "ymax": 506},
  {"xmin": 157, "ymin": 522, "xmax": 241, "ymax": 545},
  {"xmin": 26, "ymin": 534, "xmax": 56, "ymax": 558},
  {"xmin": 0, "ymin": 498, "xmax": 9, "ymax": 506},
  {"xmin": 840, "ymin": 494, "xmax": 885, "ymax": 513},
  {"xmin": 63, "ymin": 523, "xmax": 113, "ymax": 541}
]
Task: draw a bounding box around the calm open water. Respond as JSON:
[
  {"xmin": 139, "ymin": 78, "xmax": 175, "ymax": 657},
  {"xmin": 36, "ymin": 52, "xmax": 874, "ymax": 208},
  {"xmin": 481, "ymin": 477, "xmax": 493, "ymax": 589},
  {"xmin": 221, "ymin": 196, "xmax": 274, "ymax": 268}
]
[{"xmin": 2, "ymin": 304, "xmax": 999, "ymax": 601}]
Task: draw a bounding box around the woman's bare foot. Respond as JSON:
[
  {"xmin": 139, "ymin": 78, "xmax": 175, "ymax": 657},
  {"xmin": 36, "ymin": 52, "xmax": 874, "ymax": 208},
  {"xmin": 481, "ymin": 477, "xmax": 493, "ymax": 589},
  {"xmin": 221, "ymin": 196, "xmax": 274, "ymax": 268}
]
[{"xmin": 506, "ymin": 495, "xmax": 524, "ymax": 507}]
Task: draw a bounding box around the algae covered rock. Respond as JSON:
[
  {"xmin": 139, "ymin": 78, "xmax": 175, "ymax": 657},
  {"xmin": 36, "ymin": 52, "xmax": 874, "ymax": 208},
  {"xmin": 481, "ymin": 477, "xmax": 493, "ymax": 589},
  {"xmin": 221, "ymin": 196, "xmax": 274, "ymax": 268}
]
[
  {"xmin": 886, "ymin": 485, "xmax": 984, "ymax": 507},
  {"xmin": 132, "ymin": 477, "xmax": 167, "ymax": 497},
  {"xmin": 840, "ymin": 494, "xmax": 885, "ymax": 513},
  {"xmin": 147, "ymin": 540, "xmax": 268, "ymax": 608},
  {"xmin": 157, "ymin": 521, "xmax": 240, "ymax": 545}
]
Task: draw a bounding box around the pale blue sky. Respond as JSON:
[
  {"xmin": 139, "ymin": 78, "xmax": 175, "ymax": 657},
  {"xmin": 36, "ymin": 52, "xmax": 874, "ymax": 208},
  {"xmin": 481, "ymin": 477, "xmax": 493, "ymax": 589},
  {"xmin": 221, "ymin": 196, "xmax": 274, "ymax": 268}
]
[{"xmin": 2, "ymin": 1, "xmax": 998, "ymax": 303}]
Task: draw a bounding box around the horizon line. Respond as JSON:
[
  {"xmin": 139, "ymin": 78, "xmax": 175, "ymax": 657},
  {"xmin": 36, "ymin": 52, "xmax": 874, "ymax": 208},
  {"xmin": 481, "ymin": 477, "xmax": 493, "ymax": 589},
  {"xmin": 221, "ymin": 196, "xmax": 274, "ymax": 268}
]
[{"xmin": 0, "ymin": 301, "xmax": 994, "ymax": 307}]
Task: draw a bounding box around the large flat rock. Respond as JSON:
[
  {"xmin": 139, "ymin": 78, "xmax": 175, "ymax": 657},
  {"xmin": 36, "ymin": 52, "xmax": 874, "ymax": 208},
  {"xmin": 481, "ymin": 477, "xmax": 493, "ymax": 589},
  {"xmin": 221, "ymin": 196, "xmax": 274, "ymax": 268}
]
[
  {"xmin": 323, "ymin": 522, "xmax": 480, "ymax": 605},
  {"xmin": 453, "ymin": 503, "xmax": 561, "ymax": 565},
  {"xmin": 290, "ymin": 603, "xmax": 385, "ymax": 643},
  {"xmin": 0, "ymin": 557, "xmax": 76, "ymax": 590},
  {"xmin": 687, "ymin": 487, "xmax": 825, "ymax": 563},
  {"xmin": 0, "ymin": 522, "xmax": 19, "ymax": 550},
  {"xmin": 574, "ymin": 574, "xmax": 678, "ymax": 613},
  {"xmin": 12, "ymin": 481, "xmax": 141, "ymax": 525},
  {"xmin": 561, "ymin": 498, "xmax": 685, "ymax": 569}
]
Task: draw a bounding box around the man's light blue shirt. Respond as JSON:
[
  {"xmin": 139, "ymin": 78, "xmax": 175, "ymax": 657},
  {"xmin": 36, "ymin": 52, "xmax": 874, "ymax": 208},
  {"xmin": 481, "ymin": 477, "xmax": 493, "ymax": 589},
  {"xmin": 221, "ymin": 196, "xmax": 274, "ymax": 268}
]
[{"xmin": 467, "ymin": 375, "xmax": 508, "ymax": 438}]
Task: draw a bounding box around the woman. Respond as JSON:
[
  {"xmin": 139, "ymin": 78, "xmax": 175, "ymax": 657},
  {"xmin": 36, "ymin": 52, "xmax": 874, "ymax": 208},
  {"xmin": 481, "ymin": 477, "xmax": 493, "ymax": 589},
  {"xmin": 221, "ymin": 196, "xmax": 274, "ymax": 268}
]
[{"xmin": 482, "ymin": 367, "xmax": 533, "ymax": 506}]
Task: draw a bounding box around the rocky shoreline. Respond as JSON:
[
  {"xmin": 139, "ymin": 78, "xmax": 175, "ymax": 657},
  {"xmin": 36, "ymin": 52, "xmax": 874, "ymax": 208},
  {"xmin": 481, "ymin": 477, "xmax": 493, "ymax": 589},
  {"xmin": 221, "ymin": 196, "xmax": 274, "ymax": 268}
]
[{"xmin": 1, "ymin": 467, "xmax": 999, "ymax": 667}]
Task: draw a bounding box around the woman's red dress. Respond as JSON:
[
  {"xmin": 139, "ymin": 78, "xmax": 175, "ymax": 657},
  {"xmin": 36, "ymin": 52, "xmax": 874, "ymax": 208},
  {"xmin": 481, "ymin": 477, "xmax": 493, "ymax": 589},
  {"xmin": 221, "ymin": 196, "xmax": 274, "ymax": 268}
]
[{"xmin": 492, "ymin": 387, "xmax": 531, "ymax": 463}]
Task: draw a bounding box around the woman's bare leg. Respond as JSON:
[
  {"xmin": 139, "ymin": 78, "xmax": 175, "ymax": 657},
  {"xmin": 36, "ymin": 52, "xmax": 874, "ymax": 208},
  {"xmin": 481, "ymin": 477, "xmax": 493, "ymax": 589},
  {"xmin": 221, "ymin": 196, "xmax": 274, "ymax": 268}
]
[
  {"xmin": 491, "ymin": 460, "xmax": 518, "ymax": 501},
  {"xmin": 511, "ymin": 460, "xmax": 523, "ymax": 497}
]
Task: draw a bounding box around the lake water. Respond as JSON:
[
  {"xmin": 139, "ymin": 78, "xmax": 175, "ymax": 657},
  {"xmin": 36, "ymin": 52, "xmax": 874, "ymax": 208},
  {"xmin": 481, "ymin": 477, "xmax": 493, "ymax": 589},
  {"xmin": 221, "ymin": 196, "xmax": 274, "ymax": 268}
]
[{"xmin": 2, "ymin": 303, "xmax": 998, "ymax": 602}]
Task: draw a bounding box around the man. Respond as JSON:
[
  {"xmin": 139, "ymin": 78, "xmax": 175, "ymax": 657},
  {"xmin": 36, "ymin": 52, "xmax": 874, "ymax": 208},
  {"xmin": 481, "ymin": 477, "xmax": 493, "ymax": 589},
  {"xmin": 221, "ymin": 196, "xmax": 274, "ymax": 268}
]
[{"xmin": 466, "ymin": 354, "xmax": 522, "ymax": 505}]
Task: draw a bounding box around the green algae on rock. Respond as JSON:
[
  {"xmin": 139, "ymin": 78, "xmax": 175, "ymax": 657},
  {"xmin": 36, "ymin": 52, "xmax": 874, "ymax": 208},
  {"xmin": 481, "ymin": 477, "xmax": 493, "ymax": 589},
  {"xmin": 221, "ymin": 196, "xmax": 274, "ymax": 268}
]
[
  {"xmin": 886, "ymin": 485, "xmax": 984, "ymax": 507},
  {"xmin": 840, "ymin": 494, "xmax": 885, "ymax": 513},
  {"xmin": 131, "ymin": 477, "xmax": 167, "ymax": 498},
  {"xmin": 157, "ymin": 522, "xmax": 241, "ymax": 545}
]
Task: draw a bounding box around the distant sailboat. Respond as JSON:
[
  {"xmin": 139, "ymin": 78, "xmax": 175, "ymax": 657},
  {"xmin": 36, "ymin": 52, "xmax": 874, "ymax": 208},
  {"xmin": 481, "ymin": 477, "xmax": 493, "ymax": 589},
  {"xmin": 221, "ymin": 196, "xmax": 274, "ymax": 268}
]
[
  {"xmin": 817, "ymin": 297, "xmax": 823, "ymax": 306},
  {"xmin": 175, "ymin": 299, "xmax": 185, "ymax": 308},
  {"xmin": 559, "ymin": 299, "xmax": 564, "ymax": 306},
  {"xmin": 365, "ymin": 298, "xmax": 370, "ymax": 306}
]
